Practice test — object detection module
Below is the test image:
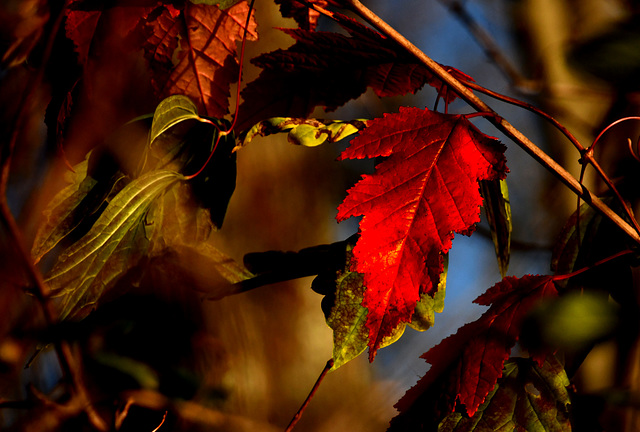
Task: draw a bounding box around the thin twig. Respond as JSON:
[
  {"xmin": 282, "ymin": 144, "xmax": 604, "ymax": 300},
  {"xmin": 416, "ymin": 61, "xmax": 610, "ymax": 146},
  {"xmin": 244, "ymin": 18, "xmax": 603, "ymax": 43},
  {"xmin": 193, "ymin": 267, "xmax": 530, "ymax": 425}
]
[
  {"xmin": 0, "ymin": 1, "xmax": 108, "ymax": 429},
  {"xmin": 437, "ymin": 0, "xmax": 540, "ymax": 93},
  {"xmin": 284, "ymin": 359, "xmax": 334, "ymax": 432},
  {"xmin": 552, "ymin": 249, "xmax": 634, "ymax": 282},
  {"xmin": 467, "ymin": 82, "xmax": 640, "ymax": 236},
  {"xmin": 344, "ymin": 0, "xmax": 640, "ymax": 246}
]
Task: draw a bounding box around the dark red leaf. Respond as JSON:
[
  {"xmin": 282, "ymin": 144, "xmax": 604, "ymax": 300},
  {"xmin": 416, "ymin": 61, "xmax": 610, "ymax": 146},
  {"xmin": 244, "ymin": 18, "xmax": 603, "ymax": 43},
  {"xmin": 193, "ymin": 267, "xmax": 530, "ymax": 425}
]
[
  {"xmin": 236, "ymin": 12, "xmax": 473, "ymax": 131},
  {"xmin": 65, "ymin": 0, "xmax": 157, "ymax": 67},
  {"xmin": 391, "ymin": 274, "xmax": 559, "ymax": 430},
  {"xmin": 64, "ymin": 6, "xmax": 100, "ymax": 67},
  {"xmin": 275, "ymin": 0, "xmax": 328, "ymax": 31},
  {"xmin": 143, "ymin": 1, "xmax": 257, "ymax": 118},
  {"xmin": 336, "ymin": 107, "xmax": 507, "ymax": 360}
]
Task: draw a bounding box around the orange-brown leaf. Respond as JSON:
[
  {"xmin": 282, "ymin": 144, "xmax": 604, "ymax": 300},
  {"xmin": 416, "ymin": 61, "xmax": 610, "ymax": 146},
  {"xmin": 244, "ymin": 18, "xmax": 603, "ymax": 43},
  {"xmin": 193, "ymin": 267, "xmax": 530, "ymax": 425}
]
[{"xmin": 144, "ymin": 1, "xmax": 257, "ymax": 118}]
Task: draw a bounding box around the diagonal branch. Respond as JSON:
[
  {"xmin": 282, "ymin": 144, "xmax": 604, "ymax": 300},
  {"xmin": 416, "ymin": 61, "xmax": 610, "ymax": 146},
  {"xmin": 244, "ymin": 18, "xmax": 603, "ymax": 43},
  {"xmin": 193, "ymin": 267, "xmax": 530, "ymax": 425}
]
[
  {"xmin": 436, "ymin": 0, "xmax": 540, "ymax": 93},
  {"xmin": 466, "ymin": 82, "xmax": 640, "ymax": 235},
  {"xmin": 344, "ymin": 0, "xmax": 640, "ymax": 246}
]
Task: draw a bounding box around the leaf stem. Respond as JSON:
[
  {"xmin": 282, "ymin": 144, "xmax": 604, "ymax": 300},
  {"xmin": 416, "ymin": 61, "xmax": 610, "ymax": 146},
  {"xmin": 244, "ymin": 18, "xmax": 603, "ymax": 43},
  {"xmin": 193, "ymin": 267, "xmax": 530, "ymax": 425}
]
[
  {"xmin": 552, "ymin": 249, "xmax": 635, "ymax": 282},
  {"xmin": 436, "ymin": 0, "xmax": 539, "ymax": 93},
  {"xmin": 284, "ymin": 359, "xmax": 334, "ymax": 432},
  {"xmin": 228, "ymin": 0, "xmax": 256, "ymax": 135},
  {"xmin": 344, "ymin": 0, "xmax": 640, "ymax": 246},
  {"xmin": 183, "ymin": 130, "xmax": 223, "ymax": 180}
]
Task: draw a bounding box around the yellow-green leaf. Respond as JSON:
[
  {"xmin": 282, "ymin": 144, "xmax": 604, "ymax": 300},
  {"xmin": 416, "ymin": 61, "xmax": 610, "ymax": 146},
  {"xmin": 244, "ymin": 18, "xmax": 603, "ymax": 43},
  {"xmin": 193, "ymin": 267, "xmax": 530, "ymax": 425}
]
[
  {"xmin": 32, "ymin": 157, "xmax": 97, "ymax": 263},
  {"xmin": 238, "ymin": 117, "xmax": 366, "ymax": 149},
  {"xmin": 327, "ymin": 245, "xmax": 447, "ymax": 370},
  {"xmin": 480, "ymin": 178, "xmax": 511, "ymax": 278},
  {"xmin": 408, "ymin": 254, "xmax": 447, "ymax": 331},
  {"xmin": 438, "ymin": 356, "xmax": 571, "ymax": 432},
  {"xmin": 47, "ymin": 170, "xmax": 183, "ymax": 320},
  {"xmin": 189, "ymin": 0, "xmax": 242, "ymax": 8},
  {"xmin": 149, "ymin": 95, "xmax": 213, "ymax": 148}
]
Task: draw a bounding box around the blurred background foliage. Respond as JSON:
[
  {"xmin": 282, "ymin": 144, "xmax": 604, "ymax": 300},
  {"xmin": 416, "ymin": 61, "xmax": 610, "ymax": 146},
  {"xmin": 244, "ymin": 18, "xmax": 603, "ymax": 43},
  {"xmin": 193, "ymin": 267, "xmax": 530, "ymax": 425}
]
[{"xmin": 1, "ymin": 0, "xmax": 640, "ymax": 430}]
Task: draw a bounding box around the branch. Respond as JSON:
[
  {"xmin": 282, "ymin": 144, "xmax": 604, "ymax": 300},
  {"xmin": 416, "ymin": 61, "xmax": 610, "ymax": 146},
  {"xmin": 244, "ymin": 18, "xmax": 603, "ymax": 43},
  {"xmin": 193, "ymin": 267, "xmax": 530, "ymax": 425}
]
[
  {"xmin": 437, "ymin": 0, "xmax": 539, "ymax": 93},
  {"xmin": 344, "ymin": 0, "xmax": 640, "ymax": 246},
  {"xmin": 467, "ymin": 82, "xmax": 640, "ymax": 235},
  {"xmin": 285, "ymin": 359, "xmax": 334, "ymax": 432},
  {"xmin": 0, "ymin": 1, "xmax": 107, "ymax": 430}
]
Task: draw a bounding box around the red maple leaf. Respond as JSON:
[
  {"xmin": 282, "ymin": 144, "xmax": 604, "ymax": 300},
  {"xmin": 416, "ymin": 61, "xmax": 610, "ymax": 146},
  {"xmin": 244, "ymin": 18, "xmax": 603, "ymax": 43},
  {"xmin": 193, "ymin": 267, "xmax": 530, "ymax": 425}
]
[
  {"xmin": 143, "ymin": 1, "xmax": 257, "ymax": 118},
  {"xmin": 390, "ymin": 275, "xmax": 560, "ymax": 430},
  {"xmin": 336, "ymin": 107, "xmax": 507, "ymax": 360},
  {"xmin": 236, "ymin": 12, "xmax": 473, "ymax": 132}
]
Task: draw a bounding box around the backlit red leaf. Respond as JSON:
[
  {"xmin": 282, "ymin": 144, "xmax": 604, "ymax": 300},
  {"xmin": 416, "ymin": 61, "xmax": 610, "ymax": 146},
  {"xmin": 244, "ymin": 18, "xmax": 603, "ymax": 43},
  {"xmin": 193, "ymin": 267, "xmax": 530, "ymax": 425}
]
[
  {"xmin": 64, "ymin": 6, "xmax": 100, "ymax": 67},
  {"xmin": 237, "ymin": 12, "xmax": 473, "ymax": 131},
  {"xmin": 143, "ymin": 1, "xmax": 257, "ymax": 118},
  {"xmin": 390, "ymin": 274, "xmax": 560, "ymax": 430},
  {"xmin": 336, "ymin": 107, "xmax": 507, "ymax": 360}
]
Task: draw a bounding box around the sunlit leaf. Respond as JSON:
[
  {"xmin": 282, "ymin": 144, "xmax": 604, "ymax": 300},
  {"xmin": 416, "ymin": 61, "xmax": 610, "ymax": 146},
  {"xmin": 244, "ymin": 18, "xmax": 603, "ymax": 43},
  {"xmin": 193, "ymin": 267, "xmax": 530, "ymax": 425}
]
[
  {"xmin": 32, "ymin": 154, "xmax": 124, "ymax": 264},
  {"xmin": 438, "ymin": 356, "xmax": 571, "ymax": 432},
  {"xmin": 47, "ymin": 170, "xmax": 183, "ymax": 320},
  {"xmin": 391, "ymin": 274, "xmax": 559, "ymax": 427},
  {"xmin": 324, "ymin": 243, "xmax": 447, "ymax": 370},
  {"xmin": 32, "ymin": 158, "xmax": 97, "ymax": 263},
  {"xmin": 143, "ymin": 1, "xmax": 258, "ymax": 118},
  {"xmin": 145, "ymin": 99, "xmax": 237, "ymax": 229},
  {"xmin": 149, "ymin": 95, "xmax": 213, "ymax": 147},
  {"xmin": 337, "ymin": 107, "xmax": 507, "ymax": 360},
  {"xmin": 239, "ymin": 117, "xmax": 366, "ymax": 149}
]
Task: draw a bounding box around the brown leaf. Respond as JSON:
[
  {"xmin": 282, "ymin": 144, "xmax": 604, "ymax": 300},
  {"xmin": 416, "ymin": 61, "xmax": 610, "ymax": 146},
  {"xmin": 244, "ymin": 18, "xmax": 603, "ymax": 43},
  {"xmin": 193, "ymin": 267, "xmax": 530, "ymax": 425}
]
[{"xmin": 143, "ymin": 1, "xmax": 257, "ymax": 118}]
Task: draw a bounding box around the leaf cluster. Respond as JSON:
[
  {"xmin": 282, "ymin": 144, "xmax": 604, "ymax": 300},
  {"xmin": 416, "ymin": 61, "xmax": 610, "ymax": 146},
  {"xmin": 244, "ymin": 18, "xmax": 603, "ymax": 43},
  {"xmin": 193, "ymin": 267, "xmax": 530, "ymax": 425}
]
[{"xmin": 1, "ymin": 0, "xmax": 640, "ymax": 431}]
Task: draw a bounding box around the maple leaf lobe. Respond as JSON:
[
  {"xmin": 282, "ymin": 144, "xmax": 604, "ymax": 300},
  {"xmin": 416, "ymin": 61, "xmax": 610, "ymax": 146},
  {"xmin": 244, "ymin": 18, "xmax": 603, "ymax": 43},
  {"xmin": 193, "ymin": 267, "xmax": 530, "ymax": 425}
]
[
  {"xmin": 237, "ymin": 12, "xmax": 473, "ymax": 131},
  {"xmin": 393, "ymin": 274, "xmax": 560, "ymax": 427},
  {"xmin": 337, "ymin": 107, "xmax": 507, "ymax": 361},
  {"xmin": 143, "ymin": 1, "xmax": 257, "ymax": 118}
]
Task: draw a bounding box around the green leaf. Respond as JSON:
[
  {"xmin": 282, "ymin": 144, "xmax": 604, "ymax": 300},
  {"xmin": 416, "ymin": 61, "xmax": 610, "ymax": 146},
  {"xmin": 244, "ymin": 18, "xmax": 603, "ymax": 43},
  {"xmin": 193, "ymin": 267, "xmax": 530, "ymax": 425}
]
[
  {"xmin": 238, "ymin": 117, "xmax": 366, "ymax": 149},
  {"xmin": 172, "ymin": 242, "xmax": 254, "ymax": 286},
  {"xmin": 93, "ymin": 352, "xmax": 160, "ymax": 390},
  {"xmin": 525, "ymin": 290, "xmax": 619, "ymax": 352},
  {"xmin": 47, "ymin": 170, "xmax": 183, "ymax": 320},
  {"xmin": 326, "ymin": 244, "xmax": 447, "ymax": 370},
  {"xmin": 146, "ymin": 96, "xmax": 236, "ymax": 229},
  {"xmin": 189, "ymin": 0, "xmax": 243, "ymax": 8},
  {"xmin": 438, "ymin": 355, "xmax": 571, "ymax": 432},
  {"xmin": 480, "ymin": 179, "xmax": 511, "ymax": 278},
  {"xmin": 145, "ymin": 181, "xmax": 215, "ymax": 251},
  {"xmin": 408, "ymin": 254, "xmax": 447, "ymax": 331},
  {"xmin": 32, "ymin": 158, "xmax": 97, "ymax": 263},
  {"xmin": 32, "ymin": 153, "xmax": 125, "ymax": 264},
  {"xmin": 149, "ymin": 95, "xmax": 215, "ymax": 148}
]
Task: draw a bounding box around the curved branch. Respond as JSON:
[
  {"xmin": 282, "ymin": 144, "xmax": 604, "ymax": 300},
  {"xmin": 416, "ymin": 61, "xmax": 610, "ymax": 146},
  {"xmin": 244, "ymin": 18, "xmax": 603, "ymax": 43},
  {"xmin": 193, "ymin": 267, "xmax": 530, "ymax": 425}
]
[
  {"xmin": 344, "ymin": 0, "xmax": 640, "ymax": 246},
  {"xmin": 466, "ymin": 82, "xmax": 640, "ymax": 235}
]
